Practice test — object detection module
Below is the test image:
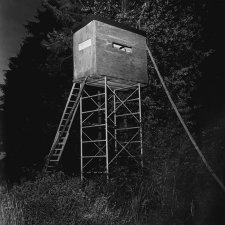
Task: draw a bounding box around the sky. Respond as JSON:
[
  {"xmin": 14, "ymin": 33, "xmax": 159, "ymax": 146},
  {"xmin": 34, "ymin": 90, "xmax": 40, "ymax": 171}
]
[{"xmin": 0, "ymin": 0, "xmax": 42, "ymax": 95}]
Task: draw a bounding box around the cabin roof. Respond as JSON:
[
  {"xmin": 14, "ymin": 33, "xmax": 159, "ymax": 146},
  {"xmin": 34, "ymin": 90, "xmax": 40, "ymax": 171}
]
[{"xmin": 79, "ymin": 15, "xmax": 146, "ymax": 37}]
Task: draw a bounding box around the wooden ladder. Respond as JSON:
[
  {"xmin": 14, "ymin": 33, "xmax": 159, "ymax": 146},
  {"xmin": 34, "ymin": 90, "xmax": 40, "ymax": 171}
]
[{"xmin": 43, "ymin": 78, "xmax": 87, "ymax": 172}]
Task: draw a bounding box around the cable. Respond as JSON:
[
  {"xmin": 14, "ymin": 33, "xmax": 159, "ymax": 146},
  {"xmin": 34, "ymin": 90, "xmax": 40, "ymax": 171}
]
[
  {"xmin": 135, "ymin": 0, "xmax": 225, "ymax": 193},
  {"xmin": 146, "ymin": 45, "xmax": 225, "ymax": 193}
]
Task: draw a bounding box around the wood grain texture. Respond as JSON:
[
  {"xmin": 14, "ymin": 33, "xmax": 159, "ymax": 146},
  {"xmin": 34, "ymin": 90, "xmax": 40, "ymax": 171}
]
[{"xmin": 73, "ymin": 20, "xmax": 147, "ymax": 85}]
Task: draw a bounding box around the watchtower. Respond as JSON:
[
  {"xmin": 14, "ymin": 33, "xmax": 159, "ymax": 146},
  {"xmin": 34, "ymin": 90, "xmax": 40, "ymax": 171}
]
[{"xmin": 44, "ymin": 17, "xmax": 147, "ymax": 178}]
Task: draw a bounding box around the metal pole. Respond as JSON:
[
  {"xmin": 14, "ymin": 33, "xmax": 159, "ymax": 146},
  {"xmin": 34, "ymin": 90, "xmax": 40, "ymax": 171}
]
[
  {"xmin": 80, "ymin": 83, "xmax": 83, "ymax": 180},
  {"xmin": 113, "ymin": 90, "xmax": 117, "ymax": 153},
  {"xmin": 138, "ymin": 83, "xmax": 143, "ymax": 167},
  {"xmin": 104, "ymin": 77, "xmax": 109, "ymax": 178}
]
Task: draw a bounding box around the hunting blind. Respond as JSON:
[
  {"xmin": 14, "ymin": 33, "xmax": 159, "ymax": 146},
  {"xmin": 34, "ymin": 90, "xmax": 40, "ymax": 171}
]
[
  {"xmin": 44, "ymin": 17, "xmax": 147, "ymax": 178},
  {"xmin": 73, "ymin": 19, "xmax": 147, "ymax": 86}
]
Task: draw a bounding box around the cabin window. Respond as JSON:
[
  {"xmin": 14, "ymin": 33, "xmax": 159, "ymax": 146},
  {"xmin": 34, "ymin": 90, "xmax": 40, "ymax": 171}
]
[{"xmin": 112, "ymin": 42, "xmax": 132, "ymax": 53}]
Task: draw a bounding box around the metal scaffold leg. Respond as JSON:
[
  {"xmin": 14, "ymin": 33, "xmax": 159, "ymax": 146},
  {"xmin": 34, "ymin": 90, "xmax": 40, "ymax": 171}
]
[{"xmin": 80, "ymin": 76, "xmax": 143, "ymax": 179}]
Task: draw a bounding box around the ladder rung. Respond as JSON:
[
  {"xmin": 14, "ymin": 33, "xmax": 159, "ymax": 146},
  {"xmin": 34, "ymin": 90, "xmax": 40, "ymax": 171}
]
[
  {"xmin": 59, "ymin": 127, "xmax": 69, "ymax": 131},
  {"xmin": 52, "ymin": 153, "xmax": 61, "ymax": 156},
  {"xmin": 50, "ymin": 153, "xmax": 60, "ymax": 157},
  {"xmin": 60, "ymin": 121, "xmax": 69, "ymax": 128},
  {"xmin": 59, "ymin": 134, "xmax": 67, "ymax": 140},
  {"xmin": 56, "ymin": 139, "xmax": 67, "ymax": 143},
  {"xmin": 61, "ymin": 119, "xmax": 71, "ymax": 123},
  {"xmin": 51, "ymin": 157, "xmax": 60, "ymax": 160},
  {"xmin": 66, "ymin": 106, "xmax": 73, "ymax": 110},
  {"xmin": 51, "ymin": 153, "xmax": 61, "ymax": 156},
  {"xmin": 55, "ymin": 142, "xmax": 65, "ymax": 146},
  {"xmin": 59, "ymin": 126, "xmax": 70, "ymax": 131},
  {"xmin": 55, "ymin": 134, "xmax": 67, "ymax": 138},
  {"xmin": 52, "ymin": 151, "xmax": 62, "ymax": 154},
  {"xmin": 53, "ymin": 148, "xmax": 63, "ymax": 150}
]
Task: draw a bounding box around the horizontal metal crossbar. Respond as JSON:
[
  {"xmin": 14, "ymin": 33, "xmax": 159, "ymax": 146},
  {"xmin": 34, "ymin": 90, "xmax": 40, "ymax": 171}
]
[
  {"xmin": 81, "ymin": 92, "xmax": 105, "ymax": 100},
  {"xmin": 82, "ymin": 123, "xmax": 106, "ymax": 129},
  {"xmin": 82, "ymin": 155, "xmax": 106, "ymax": 158},
  {"xmin": 83, "ymin": 140, "xmax": 106, "ymax": 143},
  {"xmin": 82, "ymin": 131, "xmax": 106, "ymax": 155},
  {"xmin": 115, "ymin": 98, "xmax": 139, "ymax": 104},
  {"xmin": 83, "ymin": 90, "xmax": 101, "ymax": 108},
  {"xmin": 82, "ymin": 108, "xmax": 105, "ymax": 114},
  {"xmin": 108, "ymin": 130, "xmax": 140, "ymax": 166},
  {"xmin": 82, "ymin": 136, "xmax": 113, "ymax": 169},
  {"xmin": 116, "ymin": 112, "xmax": 140, "ymax": 118},
  {"xmin": 85, "ymin": 171, "xmax": 107, "ymax": 174},
  {"xmin": 114, "ymin": 84, "xmax": 139, "ymax": 91},
  {"xmin": 119, "ymin": 141, "xmax": 141, "ymax": 144},
  {"xmin": 116, "ymin": 126, "xmax": 140, "ymax": 131},
  {"xmin": 107, "ymin": 86, "xmax": 140, "ymax": 122}
]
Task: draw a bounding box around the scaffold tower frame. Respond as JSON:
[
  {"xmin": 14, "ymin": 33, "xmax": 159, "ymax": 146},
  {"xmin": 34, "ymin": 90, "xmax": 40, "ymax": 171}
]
[{"xmin": 79, "ymin": 76, "xmax": 143, "ymax": 179}]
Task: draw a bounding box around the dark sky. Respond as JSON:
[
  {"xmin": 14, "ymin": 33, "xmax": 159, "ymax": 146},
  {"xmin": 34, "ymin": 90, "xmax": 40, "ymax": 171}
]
[{"xmin": 0, "ymin": 0, "xmax": 42, "ymax": 89}]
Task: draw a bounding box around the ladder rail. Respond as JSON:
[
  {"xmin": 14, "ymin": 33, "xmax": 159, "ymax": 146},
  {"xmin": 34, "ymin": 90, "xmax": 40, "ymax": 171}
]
[
  {"xmin": 53, "ymin": 82, "xmax": 77, "ymax": 143},
  {"xmin": 44, "ymin": 77, "xmax": 88, "ymax": 172}
]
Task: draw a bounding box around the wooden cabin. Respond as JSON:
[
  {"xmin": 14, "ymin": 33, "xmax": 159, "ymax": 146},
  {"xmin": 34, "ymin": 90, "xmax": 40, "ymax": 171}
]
[{"xmin": 73, "ymin": 17, "xmax": 147, "ymax": 86}]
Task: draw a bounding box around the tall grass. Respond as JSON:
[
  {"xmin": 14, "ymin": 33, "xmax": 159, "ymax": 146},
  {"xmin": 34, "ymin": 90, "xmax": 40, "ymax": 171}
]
[
  {"xmin": 0, "ymin": 170, "xmax": 187, "ymax": 225},
  {"xmin": 0, "ymin": 192, "xmax": 24, "ymax": 225}
]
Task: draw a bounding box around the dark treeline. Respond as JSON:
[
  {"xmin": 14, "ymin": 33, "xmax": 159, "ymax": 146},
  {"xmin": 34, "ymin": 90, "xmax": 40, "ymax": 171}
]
[{"xmin": 1, "ymin": 0, "xmax": 225, "ymax": 224}]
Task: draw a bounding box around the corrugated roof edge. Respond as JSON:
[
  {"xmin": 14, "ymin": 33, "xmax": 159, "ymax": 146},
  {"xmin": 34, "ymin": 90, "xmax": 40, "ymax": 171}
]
[{"xmin": 78, "ymin": 15, "xmax": 146, "ymax": 37}]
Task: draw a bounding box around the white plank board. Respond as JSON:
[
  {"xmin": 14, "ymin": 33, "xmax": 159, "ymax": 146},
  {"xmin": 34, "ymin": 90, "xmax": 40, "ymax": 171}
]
[{"xmin": 79, "ymin": 39, "xmax": 92, "ymax": 51}]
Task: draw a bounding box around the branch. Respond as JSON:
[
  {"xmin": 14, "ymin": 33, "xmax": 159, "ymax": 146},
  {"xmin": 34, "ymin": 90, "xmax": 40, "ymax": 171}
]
[{"xmin": 136, "ymin": 2, "xmax": 149, "ymax": 29}]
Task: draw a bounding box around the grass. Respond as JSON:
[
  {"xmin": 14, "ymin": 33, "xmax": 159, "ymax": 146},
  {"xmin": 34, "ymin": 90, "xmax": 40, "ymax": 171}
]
[
  {"xmin": 0, "ymin": 169, "xmax": 190, "ymax": 225},
  {"xmin": 0, "ymin": 192, "xmax": 24, "ymax": 225}
]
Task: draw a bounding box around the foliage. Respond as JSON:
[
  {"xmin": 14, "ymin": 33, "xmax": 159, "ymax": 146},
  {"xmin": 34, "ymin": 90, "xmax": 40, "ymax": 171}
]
[
  {"xmin": 0, "ymin": 170, "xmax": 202, "ymax": 225},
  {"xmin": 1, "ymin": 172, "xmax": 124, "ymax": 225},
  {"xmin": 0, "ymin": 192, "xmax": 24, "ymax": 225}
]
